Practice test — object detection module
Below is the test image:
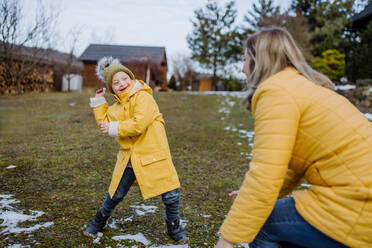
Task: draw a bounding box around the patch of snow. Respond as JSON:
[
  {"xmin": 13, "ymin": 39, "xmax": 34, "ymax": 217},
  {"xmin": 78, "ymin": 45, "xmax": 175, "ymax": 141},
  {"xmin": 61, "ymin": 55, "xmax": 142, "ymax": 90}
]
[
  {"xmin": 237, "ymin": 142, "xmax": 242, "ymax": 146},
  {"xmin": 108, "ymin": 216, "xmax": 132, "ymax": 229},
  {"xmin": 236, "ymin": 244, "xmax": 250, "ymax": 248},
  {"xmin": 223, "ymin": 98, "xmax": 236, "ymax": 107},
  {"xmin": 201, "ymin": 214, "xmax": 211, "ymax": 218},
  {"xmin": 241, "ymin": 152, "xmax": 252, "ymax": 159},
  {"xmin": 93, "ymin": 232, "xmax": 103, "ymax": 244},
  {"xmin": 69, "ymin": 102, "xmax": 76, "ymax": 107},
  {"xmin": 334, "ymin": 84, "xmax": 355, "ymax": 91},
  {"xmin": 130, "ymin": 204, "xmax": 157, "ymax": 216},
  {"xmin": 149, "ymin": 245, "xmax": 189, "ymax": 248},
  {"xmin": 187, "ymin": 91, "xmax": 246, "ymax": 98},
  {"xmin": 7, "ymin": 245, "xmax": 31, "ymax": 248},
  {"xmin": 364, "ymin": 113, "xmax": 372, "ymax": 121},
  {"xmin": 219, "ymin": 107, "xmax": 231, "ymax": 115},
  {"xmin": 180, "ymin": 218, "xmax": 187, "ymax": 228},
  {"xmin": 6, "ymin": 165, "xmax": 16, "ymax": 169},
  {"xmin": 112, "ymin": 233, "xmax": 150, "ymax": 246},
  {"xmin": 301, "ymin": 183, "xmax": 312, "ymax": 188},
  {"xmin": 0, "ymin": 194, "xmax": 53, "ymax": 235},
  {"xmin": 123, "ymin": 216, "xmax": 133, "ymax": 222}
]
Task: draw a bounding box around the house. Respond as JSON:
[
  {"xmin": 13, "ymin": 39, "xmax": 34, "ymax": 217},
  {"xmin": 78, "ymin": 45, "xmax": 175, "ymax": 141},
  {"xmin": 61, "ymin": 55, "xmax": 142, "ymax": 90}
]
[
  {"xmin": 348, "ymin": 3, "xmax": 372, "ymax": 83},
  {"xmin": 352, "ymin": 3, "xmax": 372, "ymax": 29},
  {"xmin": 79, "ymin": 44, "xmax": 168, "ymax": 90},
  {"xmin": 0, "ymin": 44, "xmax": 83, "ymax": 94}
]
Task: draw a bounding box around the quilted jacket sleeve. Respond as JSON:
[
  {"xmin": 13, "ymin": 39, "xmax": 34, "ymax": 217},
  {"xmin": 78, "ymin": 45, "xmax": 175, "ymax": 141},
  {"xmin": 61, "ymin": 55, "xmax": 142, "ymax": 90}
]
[
  {"xmin": 92, "ymin": 104, "xmax": 109, "ymax": 125},
  {"xmin": 117, "ymin": 91, "xmax": 157, "ymax": 137},
  {"xmin": 219, "ymin": 85, "xmax": 300, "ymax": 244}
]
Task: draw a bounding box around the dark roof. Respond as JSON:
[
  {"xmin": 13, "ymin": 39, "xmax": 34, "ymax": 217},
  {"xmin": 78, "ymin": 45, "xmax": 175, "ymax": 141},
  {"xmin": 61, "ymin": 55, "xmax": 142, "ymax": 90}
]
[
  {"xmin": 0, "ymin": 44, "xmax": 84, "ymax": 70},
  {"xmin": 79, "ymin": 44, "xmax": 166, "ymax": 65},
  {"xmin": 352, "ymin": 3, "xmax": 372, "ymax": 26},
  {"xmin": 197, "ymin": 73, "xmax": 213, "ymax": 79}
]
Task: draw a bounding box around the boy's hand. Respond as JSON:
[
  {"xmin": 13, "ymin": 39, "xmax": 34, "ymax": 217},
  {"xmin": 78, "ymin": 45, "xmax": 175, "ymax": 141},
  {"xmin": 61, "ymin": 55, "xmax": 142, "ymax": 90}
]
[
  {"xmin": 99, "ymin": 121, "xmax": 109, "ymax": 134},
  {"xmin": 95, "ymin": 88, "xmax": 106, "ymax": 97},
  {"xmin": 215, "ymin": 237, "xmax": 234, "ymax": 248},
  {"xmin": 228, "ymin": 190, "xmax": 239, "ymax": 199}
]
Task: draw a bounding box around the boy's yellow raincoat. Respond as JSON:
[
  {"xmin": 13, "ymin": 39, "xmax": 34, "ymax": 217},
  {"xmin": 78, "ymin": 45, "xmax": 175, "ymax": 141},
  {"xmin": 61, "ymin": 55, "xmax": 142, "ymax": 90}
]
[
  {"xmin": 220, "ymin": 68, "xmax": 372, "ymax": 247},
  {"xmin": 92, "ymin": 80, "xmax": 180, "ymax": 200}
]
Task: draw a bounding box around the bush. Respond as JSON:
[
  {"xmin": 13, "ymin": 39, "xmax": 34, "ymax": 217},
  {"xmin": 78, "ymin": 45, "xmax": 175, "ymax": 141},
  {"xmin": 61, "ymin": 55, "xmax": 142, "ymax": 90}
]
[
  {"xmin": 223, "ymin": 77, "xmax": 242, "ymax": 91},
  {"xmin": 312, "ymin": 49, "xmax": 345, "ymax": 82}
]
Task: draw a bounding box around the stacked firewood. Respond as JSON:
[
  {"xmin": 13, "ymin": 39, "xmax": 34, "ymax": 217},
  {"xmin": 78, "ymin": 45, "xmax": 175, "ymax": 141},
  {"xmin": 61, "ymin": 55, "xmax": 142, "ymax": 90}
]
[{"xmin": 0, "ymin": 63, "xmax": 54, "ymax": 94}]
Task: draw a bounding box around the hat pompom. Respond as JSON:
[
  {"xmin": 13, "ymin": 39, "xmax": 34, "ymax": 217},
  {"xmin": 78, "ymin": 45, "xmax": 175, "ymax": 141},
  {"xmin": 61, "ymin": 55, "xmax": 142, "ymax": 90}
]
[{"xmin": 96, "ymin": 56, "xmax": 120, "ymax": 83}]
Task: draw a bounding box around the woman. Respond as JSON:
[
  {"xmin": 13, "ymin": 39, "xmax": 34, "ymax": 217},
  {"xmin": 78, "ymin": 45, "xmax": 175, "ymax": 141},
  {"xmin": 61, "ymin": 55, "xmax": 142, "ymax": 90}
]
[{"xmin": 215, "ymin": 27, "xmax": 372, "ymax": 248}]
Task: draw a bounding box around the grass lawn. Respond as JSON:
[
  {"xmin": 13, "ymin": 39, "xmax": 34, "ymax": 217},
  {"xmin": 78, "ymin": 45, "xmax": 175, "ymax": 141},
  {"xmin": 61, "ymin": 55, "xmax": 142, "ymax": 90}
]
[{"xmin": 0, "ymin": 91, "xmax": 254, "ymax": 247}]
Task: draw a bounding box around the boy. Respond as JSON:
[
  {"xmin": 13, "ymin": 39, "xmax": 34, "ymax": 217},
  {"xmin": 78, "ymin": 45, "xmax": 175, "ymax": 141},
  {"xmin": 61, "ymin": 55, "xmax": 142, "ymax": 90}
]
[{"xmin": 84, "ymin": 57, "xmax": 187, "ymax": 244}]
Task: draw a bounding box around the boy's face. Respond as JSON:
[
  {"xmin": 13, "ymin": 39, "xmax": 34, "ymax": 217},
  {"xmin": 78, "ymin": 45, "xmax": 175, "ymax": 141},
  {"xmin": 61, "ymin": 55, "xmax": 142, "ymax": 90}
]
[{"xmin": 112, "ymin": 71, "xmax": 133, "ymax": 95}]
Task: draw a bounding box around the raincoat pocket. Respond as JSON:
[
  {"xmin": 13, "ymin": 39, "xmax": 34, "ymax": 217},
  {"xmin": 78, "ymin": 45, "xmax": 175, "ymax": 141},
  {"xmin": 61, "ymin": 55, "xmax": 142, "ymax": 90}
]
[{"xmin": 140, "ymin": 153, "xmax": 167, "ymax": 166}]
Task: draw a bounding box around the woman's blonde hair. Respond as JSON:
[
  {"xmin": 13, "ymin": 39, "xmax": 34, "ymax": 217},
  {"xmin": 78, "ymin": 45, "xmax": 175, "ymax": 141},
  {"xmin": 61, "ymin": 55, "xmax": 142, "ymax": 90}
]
[{"xmin": 243, "ymin": 27, "xmax": 334, "ymax": 110}]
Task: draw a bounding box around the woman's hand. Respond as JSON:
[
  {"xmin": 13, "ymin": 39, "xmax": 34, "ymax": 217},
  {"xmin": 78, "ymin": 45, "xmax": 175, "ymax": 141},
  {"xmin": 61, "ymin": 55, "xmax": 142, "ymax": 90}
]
[
  {"xmin": 99, "ymin": 121, "xmax": 109, "ymax": 134},
  {"xmin": 229, "ymin": 190, "xmax": 239, "ymax": 199},
  {"xmin": 215, "ymin": 237, "xmax": 234, "ymax": 248},
  {"xmin": 95, "ymin": 88, "xmax": 106, "ymax": 97}
]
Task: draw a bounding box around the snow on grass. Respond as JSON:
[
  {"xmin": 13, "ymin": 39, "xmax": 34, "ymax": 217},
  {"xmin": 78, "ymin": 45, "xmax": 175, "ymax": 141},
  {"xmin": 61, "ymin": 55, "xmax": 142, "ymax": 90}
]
[
  {"xmin": 301, "ymin": 183, "xmax": 312, "ymax": 188},
  {"xmin": 180, "ymin": 218, "xmax": 188, "ymax": 228},
  {"xmin": 0, "ymin": 194, "xmax": 53, "ymax": 235},
  {"xmin": 6, "ymin": 165, "xmax": 16, "ymax": 169},
  {"xmin": 364, "ymin": 113, "xmax": 372, "ymax": 121},
  {"xmin": 149, "ymin": 244, "xmax": 189, "ymax": 248},
  {"xmin": 112, "ymin": 232, "xmax": 151, "ymax": 246},
  {"xmin": 236, "ymin": 244, "xmax": 250, "ymax": 248},
  {"xmin": 6, "ymin": 244, "xmax": 31, "ymax": 248},
  {"xmin": 130, "ymin": 204, "xmax": 158, "ymax": 216},
  {"xmin": 219, "ymin": 107, "xmax": 231, "ymax": 115},
  {"xmin": 108, "ymin": 216, "xmax": 133, "ymax": 229},
  {"xmin": 241, "ymin": 152, "xmax": 252, "ymax": 160},
  {"xmin": 216, "ymin": 93, "xmax": 255, "ymax": 153},
  {"xmin": 187, "ymin": 91, "xmax": 246, "ymax": 98},
  {"xmin": 334, "ymin": 84, "xmax": 356, "ymax": 91},
  {"xmin": 93, "ymin": 232, "xmax": 103, "ymax": 244},
  {"xmin": 218, "ymin": 96, "xmax": 237, "ymax": 116}
]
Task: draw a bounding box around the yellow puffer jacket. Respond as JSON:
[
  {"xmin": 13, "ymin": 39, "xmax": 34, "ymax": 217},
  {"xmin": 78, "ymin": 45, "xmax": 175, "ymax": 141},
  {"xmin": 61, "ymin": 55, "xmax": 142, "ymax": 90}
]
[
  {"xmin": 91, "ymin": 80, "xmax": 180, "ymax": 200},
  {"xmin": 220, "ymin": 67, "xmax": 372, "ymax": 247}
]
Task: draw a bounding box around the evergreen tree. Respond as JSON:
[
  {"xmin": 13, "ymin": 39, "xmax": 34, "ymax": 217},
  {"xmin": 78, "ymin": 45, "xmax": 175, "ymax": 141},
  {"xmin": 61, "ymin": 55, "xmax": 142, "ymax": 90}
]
[
  {"xmin": 187, "ymin": 0, "xmax": 242, "ymax": 90},
  {"xmin": 291, "ymin": 0, "xmax": 355, "ymax": 56},
  {"xmin": 243, "ymin": 0, "xmax": 313, "ymax": 61},
  {"xmin": 346, "ymin": 20, "xmax": 372, "ymax": 82},
  {"xmin": 243, "ymin": 0, "xmax": 280, "ymax": 31}
]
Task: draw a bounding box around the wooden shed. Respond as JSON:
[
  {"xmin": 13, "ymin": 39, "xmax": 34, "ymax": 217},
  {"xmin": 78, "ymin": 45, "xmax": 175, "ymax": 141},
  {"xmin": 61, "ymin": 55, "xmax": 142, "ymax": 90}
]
[
  {"xmin": 192, "ymin": 73, "xmax": 213, "ymax": 91},
  {"xmin": 0, "ymin": 44, "xmax": 83, "ymax": 94},
  {"xmin": 79, "ymin": 44, "xmax": 168, "ymax": 90}
]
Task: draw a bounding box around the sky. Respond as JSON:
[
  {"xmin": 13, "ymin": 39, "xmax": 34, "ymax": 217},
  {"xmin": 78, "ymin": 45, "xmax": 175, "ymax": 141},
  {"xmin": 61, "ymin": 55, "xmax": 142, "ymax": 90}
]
[{"xmin": 23, "ymin": 0, "xmax": 291, "ymax": 58}]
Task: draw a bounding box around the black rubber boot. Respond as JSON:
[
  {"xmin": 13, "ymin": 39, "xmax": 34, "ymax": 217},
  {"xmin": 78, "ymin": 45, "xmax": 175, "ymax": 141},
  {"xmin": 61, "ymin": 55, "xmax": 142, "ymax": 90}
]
[
  {"xmin": 83, "ymin": 208, "xmax": 110, "ymax": 237},
  {"xmin": 165, "ymin": 218, "xmax": 189, "ymax": 244}
]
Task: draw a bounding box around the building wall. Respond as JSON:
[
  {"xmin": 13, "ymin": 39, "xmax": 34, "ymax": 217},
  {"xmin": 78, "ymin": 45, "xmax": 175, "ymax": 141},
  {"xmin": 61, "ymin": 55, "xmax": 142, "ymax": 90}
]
[
  {"xmin": 82, "ymin": 62, "xmax": 101, "ymax": 88},
  {"xmin": 199, "ymin": 77, "xmax": 212, "ymax": 91},
  {"xmin": 82, "ymin": 61, "xmax": 167, "ymax": 90}
]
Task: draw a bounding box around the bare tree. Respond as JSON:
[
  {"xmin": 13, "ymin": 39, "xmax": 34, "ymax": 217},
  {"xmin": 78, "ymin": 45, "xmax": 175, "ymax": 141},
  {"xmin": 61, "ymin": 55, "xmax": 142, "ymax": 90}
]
[
  {"xmin": 90, "ymin": 27, "xmax": 116, "ymax": 44},
  {"xmin": 0, "ymin": 0, "xmax": 60, "ymax": 94},
  {"xmin": 64, "ymin": 26, "xmax": 84, "ymax": 92},
  {"xmin": 170, "ymin": 54, "xmax": 197, "ymax": 91}
]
